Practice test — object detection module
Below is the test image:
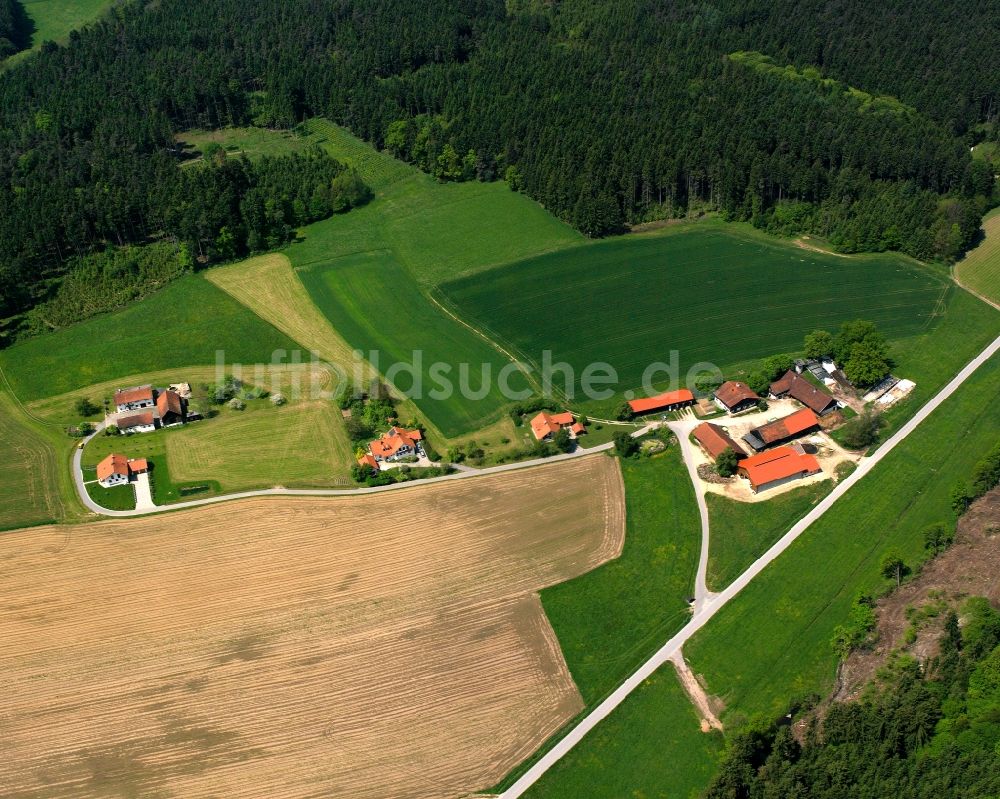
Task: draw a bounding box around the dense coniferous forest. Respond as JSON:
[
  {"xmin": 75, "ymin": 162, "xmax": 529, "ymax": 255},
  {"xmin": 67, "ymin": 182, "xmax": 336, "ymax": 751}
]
[
  {"xmin": 0, "ymin": 0, "xmax": 31, "ymax": 60},
  {"xmin": 704, "ymin": 598, "xmax": 1000, "ymax": 799},
  {"xmin": 0, "ymin": 0, "xmax": 997, "ymax": 335}
]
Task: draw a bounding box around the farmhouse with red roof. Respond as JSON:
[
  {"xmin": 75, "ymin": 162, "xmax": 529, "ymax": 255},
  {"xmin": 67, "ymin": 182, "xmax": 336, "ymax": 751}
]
[
  {"xmin": 713, "ymin": 381, "xmax": 760, "ymax": 414},
  {"xmin": 628, "ymin": 389, "xmax": 694, "ymax": 415},
  {"xmin": 742, "ymin": 408, "xmax": 819, "ymax": 452},
  {"xmin": 369, "ymin": 426, "xmax": 424, "ymax": 463},
  {"xmin": 95, "ymin": 453, "xmax": 150, "ymax": 488},
  {"xmin": 737, "ymin": 447, "xmax": 821, "ymax": 493},
  {"xmin": 530, "ymin": 411, "xmax": 586, "ymax": 442},
  {"xmin": 114, "ymin": 385, "xmax": 155, "ymax": 413},
  {"xmin": 692, "ymin": 422, "xmax": 747, "ymax": 460},
  {"xmin": 116, "ymin": 411, "xmax": 156, "ymax": 434}
]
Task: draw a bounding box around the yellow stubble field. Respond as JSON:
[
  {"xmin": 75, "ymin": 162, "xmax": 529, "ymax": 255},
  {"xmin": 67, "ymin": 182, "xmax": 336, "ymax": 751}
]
[{"xmin": 0, "ymin": 455, "xmax": 624, "ymax": 798}]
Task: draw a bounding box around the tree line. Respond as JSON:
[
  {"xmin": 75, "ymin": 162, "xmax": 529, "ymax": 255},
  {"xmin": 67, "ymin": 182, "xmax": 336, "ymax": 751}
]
[
  {"xmin": 0, "ymin": 0, "xmax": 997, "ymax": 336},
  {"xmin": 704, "ymin": 597, "xmax": 1000, "ymax": 799}
]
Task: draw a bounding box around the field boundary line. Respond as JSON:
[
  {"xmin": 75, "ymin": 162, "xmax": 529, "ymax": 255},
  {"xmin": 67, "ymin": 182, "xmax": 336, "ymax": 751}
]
[{"xmin": 497, "ymin": 332, "xmax": 1000, "ymax": 798}]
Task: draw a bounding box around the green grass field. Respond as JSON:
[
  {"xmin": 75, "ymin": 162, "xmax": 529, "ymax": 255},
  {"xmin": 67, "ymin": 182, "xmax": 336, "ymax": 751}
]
[
  {"xmin": 3, "ymin": 0, "xmax": 113, "ymax": 66},
  {"xmin": 82, "ymin": 396, "xmax": 353, "ymax": 501},
  {"xmin": 0, "ymin": 276, "xmax": 300, "ymax": 402},
  {"xmin": 705, "ymin": 483, "xmax": 830, "ymax": 592},
  {"xmin": 0, "ymin": 391, "xmax": 65, "ymax": 529},
  {"xmin": 541, "ymin": 450, "xmax": 701, "ymax": 703},
  {"xmin": 955, "ymin": 207, "xmax": 1000, "ymax": 306},
  {"xmin": 296, "ymin": 251, "xmax": 533, "ymax": 437},
  {"xmin": 440, "ymin": 225, "xmax": 950, "ymax": 410},
  {"xmin": 521, "ymin": 663, "xmax": 724, "ymax": 799},
  {"xmin": 84, "ymin": 480, "xmax": 135, "ymax": 511},
  {"xmin": 686, "ymin": 349, "xmax": 1000, "ymax": 726}
]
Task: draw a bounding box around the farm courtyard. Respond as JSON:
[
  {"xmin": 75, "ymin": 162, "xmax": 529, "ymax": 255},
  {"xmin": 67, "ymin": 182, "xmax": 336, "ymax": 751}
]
[{"xmin": 0, "ymin": 456, "xmax": 625, "ymax": 799}]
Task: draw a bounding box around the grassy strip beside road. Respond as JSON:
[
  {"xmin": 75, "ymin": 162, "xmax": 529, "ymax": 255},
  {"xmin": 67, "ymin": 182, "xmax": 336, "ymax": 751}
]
[
  {"xmin": 705, "ymin": 483, "xmax": 830, "ymax": 592},
  {"xmin": 542, "ymin": 449, "xmax": 701, "ymax": 703},
  {"xmin": 521, "ymin": 663, "xmax": 723, "ymax": 799},
  {"xmin": 686, "ymin": 349, "xmax": 1000, "ymax": 726}
]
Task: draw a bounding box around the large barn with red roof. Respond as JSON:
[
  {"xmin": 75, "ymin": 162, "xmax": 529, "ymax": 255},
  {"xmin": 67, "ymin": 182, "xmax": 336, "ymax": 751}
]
[
  {"xmin": 737, "ymin": 447, "xmax": 821, "ymax": 493},
  {"xmin": 628, "ymin": 389, "xmax": 694, "ymax": 416}
]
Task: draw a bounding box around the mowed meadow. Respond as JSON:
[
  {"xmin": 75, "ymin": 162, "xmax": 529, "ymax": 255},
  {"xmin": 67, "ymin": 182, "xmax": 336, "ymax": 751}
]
[
  {"xmin": 956, "ymin": 207, "xmax": 1000, "ymax": 306},
  {"xmin": 440, "ymin": 226, "xmax": 951, "ymax": 408},
  {"xmin": 0, "ymin": 456, "xmax": 625, "ymax": 799}
]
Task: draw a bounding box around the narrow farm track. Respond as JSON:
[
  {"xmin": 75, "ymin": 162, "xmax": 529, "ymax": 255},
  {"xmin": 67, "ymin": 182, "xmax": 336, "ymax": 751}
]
[
  {"xmin": 0, "ymin": 458, "xmax": 625, "ymax": 799},
  {"xmin": 499, "ymin": 332, "xmax": 1000, "ymax": 798}
]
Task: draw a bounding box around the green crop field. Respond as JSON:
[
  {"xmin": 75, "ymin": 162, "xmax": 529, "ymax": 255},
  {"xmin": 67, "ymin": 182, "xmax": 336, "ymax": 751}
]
[
  {"xmin": 0, "ymin": 391, "xmax": 64, "ymax": 529},
  {"xmin": 0, "ymin": 276, "xmax": 299, "ymax": 402},
  {"xmin": 440, "ymin": 225, "xmax": 951, "ymax": 412},
  {"xmin": 521, "ymin": 663, "xmax": 723, "ymax": 799},
  {"xmin": 541, "ymin": 450, "xmax": 701, "ymax": 703},
  {"xmin": 686, "ymin": 349, "xmax": 1000, "ymax": 725},
  {"xmin": 705, "ymin": 483, "xmax": 830, "ymax": 592},
  {"xmin": 955, "ymin": 207, "xmax": 1000, "ymax": 306},
  {"xmin": 296, "ymin": 251, "xmax": 533, "ymax": 437}
]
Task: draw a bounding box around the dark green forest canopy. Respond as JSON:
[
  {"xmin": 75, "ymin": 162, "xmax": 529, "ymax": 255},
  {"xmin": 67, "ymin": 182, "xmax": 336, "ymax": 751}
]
[{"xmin": 0, "ymin": 0, "xmax": 997, "ymax": 326}]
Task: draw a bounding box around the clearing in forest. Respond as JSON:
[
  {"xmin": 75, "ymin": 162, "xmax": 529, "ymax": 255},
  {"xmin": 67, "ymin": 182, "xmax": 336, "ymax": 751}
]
[
  {"xmin": 955, "ymin": 207, "xmax": 1000, "ymax": 306},
  {"xmin": 0, "ymin": 455, "xmax": 625, "ymax": 799}
]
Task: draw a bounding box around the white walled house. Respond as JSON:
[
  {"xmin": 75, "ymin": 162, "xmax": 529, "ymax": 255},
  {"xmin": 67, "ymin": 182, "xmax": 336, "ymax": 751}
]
[{"xmin": 114, "ymin": 385, "xmax": 155, "ymax": 413}]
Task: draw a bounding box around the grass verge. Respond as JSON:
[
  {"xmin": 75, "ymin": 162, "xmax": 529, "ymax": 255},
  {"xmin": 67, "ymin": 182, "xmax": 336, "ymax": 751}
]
[{"xmin": 705, "ymin": 483, "xmax": 831, "ymax": 592}]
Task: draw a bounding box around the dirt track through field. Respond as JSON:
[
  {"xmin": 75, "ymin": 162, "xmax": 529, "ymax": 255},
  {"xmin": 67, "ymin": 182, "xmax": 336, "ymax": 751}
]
[{"xmin": 0, "ymin": 456, "xmax": 624, "ymax": 799}]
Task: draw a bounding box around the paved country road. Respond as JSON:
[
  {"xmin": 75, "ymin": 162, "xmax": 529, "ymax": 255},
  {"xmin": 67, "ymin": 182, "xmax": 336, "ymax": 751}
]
[
  {"xmin": 70, "ymin": 420, "xmax": 661, "ymax": 517},
  {"xmin": 499, "ymin": 332, "xmax": 1000, "ymax": 799}
]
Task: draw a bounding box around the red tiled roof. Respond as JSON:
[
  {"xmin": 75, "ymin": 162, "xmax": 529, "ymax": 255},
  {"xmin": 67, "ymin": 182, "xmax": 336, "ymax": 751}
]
[
  {"xmin": 715, "ymin": 381, "xmax": 759, "ymax": 409},
  {"xmin": 770, "ymin": 371, "xmax": 836, "ymax": 414},
  {"xmin": 357, "ymin": 453, "xmax": 379, "ymax": 470},
  {"xmin": 750, "ymin": 408, "xmax": 819, "ymax": 445},
  {"xmin": 114, "ymin": 385, "xmax": 153, "ymax": 405},
  {"xmin": 628, "ymin": 389, "xmax": 694, "ymax": 414},
  {"xmin": 571, "ymin": 421, "xmax": 586, "ymax": 435},
  {"xmin": 738, "ymin": 446, "xmax": 821, "ymax": 490},
  {"xmin": 530, "ymin": 411, "xmax": 577, "ymax": 441},
  {"xmin": 370, "ymin": 427, "xmax": 422, "ymax": 458},
  {"xmin": 117, "ymin": 411, "xmax": 155, "ymax": 429},
  {"xmin": 692, "ymin": 422, "xmax": 747, "ymax": 460},
  {"xmin": 156, "ymin": 389, "xmax": 183, "ymax": 416},
  {"xmin": 96, "ymin": 453, "xmax": 129, "ymax": 482},
  {"xmin": 128, "ymin": 458, "xmax": 149, "ymax": 473}
]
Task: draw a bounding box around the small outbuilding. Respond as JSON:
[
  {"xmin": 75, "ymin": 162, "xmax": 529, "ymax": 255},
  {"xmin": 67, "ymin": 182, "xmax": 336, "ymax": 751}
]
[
  {"xmin": 692, "ymin": 422, "xmax": 747, "ymax": 460},
  {"xmin": 117, "ymin": 411, "xmax": 156, "ymax": 434},
  {"xmin": 713, "ymin": 381, "xmax": 760, "ymax": 414}
]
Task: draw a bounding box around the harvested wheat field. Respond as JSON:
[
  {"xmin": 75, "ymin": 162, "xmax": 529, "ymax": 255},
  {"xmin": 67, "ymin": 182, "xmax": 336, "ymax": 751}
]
[{"xmin": 0, "ymin": 455, "xmax": 624, "ymax": 799}]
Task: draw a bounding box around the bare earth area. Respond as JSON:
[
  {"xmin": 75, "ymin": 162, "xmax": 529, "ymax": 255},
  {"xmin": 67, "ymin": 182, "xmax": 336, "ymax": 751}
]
[
  {"xmin": 0, "ymin": 456, "xmax": 625, "ymax": 799},
  {"xmin": 832, "ymin": 486, "xmax": 1000, "ymax": 703},
  {"xmin": 686, "ymin": 400, "xmax": 861, "ymax": 503}
]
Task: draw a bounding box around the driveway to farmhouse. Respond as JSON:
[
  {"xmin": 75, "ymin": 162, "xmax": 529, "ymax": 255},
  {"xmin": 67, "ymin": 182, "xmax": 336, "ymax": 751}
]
[{"xmin": 132, "ymin": 473, "xmax": 155, "ymax": 511}]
